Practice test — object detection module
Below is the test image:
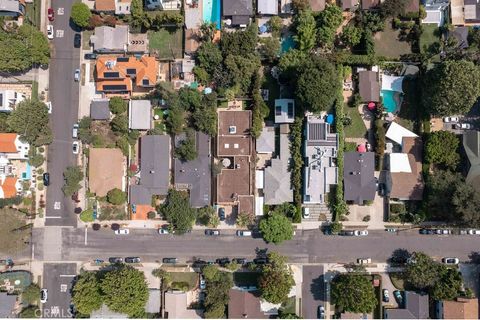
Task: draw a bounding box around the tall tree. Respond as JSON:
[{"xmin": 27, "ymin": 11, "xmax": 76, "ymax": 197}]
[
  {"xmin": 341, "ymin": 25, "xmax": 362, "ymax": 47},
  {"xmin": 293, "ymin": 9, "xmax": 317, "ymax": 52},
  {"xmin": 259, "ymin": 213, "xmax": 294, "ymax": 244},
  {"xmin": 22, "ymin": 283, "xmax": 40, "ymax": 306},
  {"xmin": 109, "ymin": 97, "xmax": 127, "ymax": 115},
  {"xmin": 423, "ymin": 60, "xmax": 480, "ymax": 116},
  {"xmin": 425, "ymin": 130, "xmax": 460, "ymax": 169},
  {"xmin": 317, "ymin": 5, "xmax": 343, "ymax": 48},
  {"xmin": 70, "ymin": 2, "xmax": 92, "ymax": 28},
  {"xmin": 331, "ymin": 274, "xmax": 377, "ymax": 313},
  {"xmin": 161, "ymin": 190, "xmax": 196, "ymax": 234},
  {"xmin": 381, "ymin": 0, "xmax": 411, "ymax": 17},
  {"xmin": 72, "ymin": 272, "xmax": 103, "ymax": 316},
  {"xmin": 259, "ymin": 252, "xmax": 295, "ymax": 304},
  {"xmin": 62, "ymin": 166, "xmax": 83, "ymax": 197},
  {"xmin": 8, "ymin": 99, "xmax": 52, "ymax": 146},
  {"xmin": 404, "ymin": 252, "xmax": 440, "ymax": 290}
]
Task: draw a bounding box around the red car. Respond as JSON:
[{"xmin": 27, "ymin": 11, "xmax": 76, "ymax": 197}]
[{"xmin": 47, "ymin": 8, "xmax": 54, "ymax": 21}]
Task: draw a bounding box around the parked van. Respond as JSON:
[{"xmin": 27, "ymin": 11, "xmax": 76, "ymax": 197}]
[{"xmin": 236, "ymin": 230, "xmax": 252, "ymax": 237}]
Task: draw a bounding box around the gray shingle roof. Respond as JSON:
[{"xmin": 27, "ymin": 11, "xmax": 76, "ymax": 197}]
[
  {"xmin": 90, "ymin": 26, "xmax": 129, "ymax": 53},
  {"xmin": 264, "ymin": 132, "xmax": 293, "ymax": 204},
  {"xmin": 384, "ymin": 292, "xmax": 429, "ymax": 319},
  {"xmin": 257, "ymin": 0, "xmax": 278, "ymax": 15},
  {"xmin": 223, "ymin": 0, "xmax": 252, "ymax": 17},
  {"xmin": 0, "ymin": 293, "xmax": 16, "ymax": 318},
  {"xmin": 129, "ymin": 100, "xmax": 152, "ymax": 130},
  {"xmin": 90, "ymin": 99, "xmax": 110, "ymax": 120},
  {"xmin": 358, "ymin": 70, "xmax": 380, "ymax": 102},
  {"xmin": 256, "ymin": 127, "xmax": 275, "ymax": 154},
  {"xmin": 344, "ymin": 152, "xmax": 376, "ymax": 204}
]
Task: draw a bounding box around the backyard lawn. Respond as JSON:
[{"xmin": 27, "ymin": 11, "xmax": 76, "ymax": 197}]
[
  {"xmin": 148, "ymin": 28, "xmax": 183, "ymax": 60},
  {"xmin": 169, "ymin": 272, "xmax": 198, "ymax": 290},
  {"xmin": 343, "ymin": 103, "xmax": 367, "ymax": 138},
  {"xmin": 374, "ymin": 21, "xmax": 412, "ymax": 58},
  {"xmin": 420, "ymin": 24, "xmax": 440, "ymax": 54},
  {"xmin": 262, "ymin": 71, "xmax": 281, "ymax": 121}
]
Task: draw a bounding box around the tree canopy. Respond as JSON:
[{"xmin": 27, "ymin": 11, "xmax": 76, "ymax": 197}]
[
  {"xmin": 204, "ymin": 270, "xmax": 233, "ymax": 318},
  {"xmin": 381, "ymin": 0, "xmax": 411, "ymax": 17},
  {"xmin": 422, "ymin": 60, "xmax": 480, "ymax": 116},
  {"xmin": 62, "ymin": 166, "xmax": 83, "ymax": 197},
  {"xmin": 259, "ymin": 252, "xmax": 295, "ymax": 304},
  {"xmin": 8, "ymin": 99, "xmax": 51, "ymax": 146},
  {"xmin": 175, "ymin": 133, "xmax": 197, "ymax": 162},
  {"xmin": 425, "ymin": 130, "xmax": 460, "ymax": 169},
  {"xmin": 107, "ymin": 188, "xmax": 126, "ymax": 205},
  {"xmin": 72, "ymin": 272, "xmax": 103, "ymax": 316},
  {"xmin": 341, "ymin": 25, "xmax": 362, "ymax": 47},
  {"xmin": 317, "ymin": 5, "xmax": 343, "ymax": 48},
  {"xmin": 70, "ymin": 2, "xmax": 92, "ymax": 28},
  {"xmin": 293, "ymin": 9, "xmax": 317, "ymax": 52},
  {"xmin": 259, "ymin": 213, "xmax": 294, "ymax": 244},
  {"xmin": 331, "ymin": 274, "xmax": 377, "ymax": 313},
  {"xmin": 161, "ymin": 190, "xmax": 196, "ymax": 234},
  {"xmin": 22, "ymin": 283, "xmax": 40, "ymax": 306},
  {"xmin": 109, "ymin": 97, "xmax": 126, "ymax": 115}
]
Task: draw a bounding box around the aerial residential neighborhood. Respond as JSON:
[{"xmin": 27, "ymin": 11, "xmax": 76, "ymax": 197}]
[{"xmin": 2, "ymin": 0, "xmax": 480, "ymax": 319}]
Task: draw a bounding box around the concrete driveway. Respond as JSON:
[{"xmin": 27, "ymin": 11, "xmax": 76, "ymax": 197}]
[{"xmin": 381, "ymin": 273, "xmax": 399, "ymax": 309}]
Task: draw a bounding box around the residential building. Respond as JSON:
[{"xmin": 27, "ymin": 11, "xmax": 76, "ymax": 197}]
[
  {"xmin": 0, "ymin": 89, "xmax": 27, "ymax": 112},
  {"xmin": 257, "ymin": 0, "xmax": 278, "ymax": 15},
  {"xmin": 341, "ymin": 0, "xmax": 359, "ymax": 10},
  {"xmin": 94, "ymin": 0, "xmax": 115, "ymax": 13},
  {"xmin": 463, "ymin": 130, "xmax": 480, "ymax": 192},
  {"xmin": 264, "ymin": 125, "xmax": 293, "ymax": 204},
  {"xmin": 309, "ymin": 0, "xmax": 325, "ymax": 12},
  {"xmin": 421, "ymin": 0, "xmax": 449, "ymax": 26},
  {"xmin": 115, "ymin": 0, "xmax": 131, "ymax": 14},
  {"xmin": 145, "ymin": 0, "xmax": 181, "ymax": 10},
  {"xmin": 361, "ymin": 0, "xmax": 379, "ymax": 10},
  {"xmin": 228, "ymin": 289, "xmax": 268, "ymax": 319},
  {"xmin": 174, "ymin": 131, "xmax": 212, "ymax": 208},
  {"xmin": 95, "ymin": 55, "xmax": 158, "ymax": 96},
  {"xmin": 0, "ymin": 176, "xmax": 21, "ymax": 199},
  {"xmin": 0, "ymin": 0, "xmax": 24, "ymax": 17},
  {"xmin": 128, "ymin": 100, "xmax": 152, "ymax": 130},
  {"xmin": 256, "ymin": 126, "xmax": 275, "ymax": 154},
  {"xmin": 145, "ymin": 289, "xmax": 161, "ymax": 314},
  {"xmin": 280, "ymin": 0, "xmax": 292, "ymax": 13},
  {"xmin": 130, "ymin": 135, "xmax": 170, "ymax": 205},
  {"xmin": 384, "ymin": 291, "xmax": 429, "ymax": 319},
  {"xmin": 223, "ymin": 0, "xmax": 252, "ymax": 27},
  {"xmin": 163, "ymin": 291, "xmax": 202, "ymax": 319},
  {"xmin": 216, "ymin": 110, "xmax": 254, "ymax": 214},
  {"xmin": 0, "ymin": 292, "xmax": 17, "ymax": 318},
  {"xmin": 303, "ymin": 115, "xmax": 338, "ymax": 204},
  {"xmin": 358, "ymin": 70, "xmax": 380, "ymax": 103},
  {"xmin": 344, "ymin": 152, "xmax": 376, "ymax": 204},
  {"xmin": 385, "ymin": 122, "xmax": 418, "ymax": 146},
  {"xmin": 90, "ymin": 26, "xmax": 148, "ymax": 53},
  {"xmin": 436, "ymin": 297, "xmax": 479, "ymax": 319},
  {"xmin": 89, "ymin": 148, "xmax": 125, "ymax": 197},
  {"xmin": 90, "ymin": 99, "xmax": 111, "ymax": 120},
  {"xmin": 0, "ymin": 134, "xmax": 29, "ymax": 160},
  {"xmin": 274, "ymin": 99, "xmax": 295, "ymax": 124},
  {"xmin": 452, "ymin": 26, "xmax": 469, "ymax": 49},
  {"xmin": 405, "ymin": 0, "xmax": 419, "ymax": 14},
  {"xmin": 452, "ymin": 0, "xmax": 480, "ymax": 26}
]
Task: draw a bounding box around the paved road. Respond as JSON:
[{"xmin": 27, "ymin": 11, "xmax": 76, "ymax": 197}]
[
  {"xmin": 31, "ymin": 228, "xmax": 480, "ymax": 264},
  {"xmin": 45, "ymin": 0, "xmax": 80, "ymax": 227},
  {"xmin": 42, "ymin": 263, "xmax": 76, "ymax": 318},
  {"xmin": 302, "ymin": 265, "xmax": 325, "ymax": 319}
]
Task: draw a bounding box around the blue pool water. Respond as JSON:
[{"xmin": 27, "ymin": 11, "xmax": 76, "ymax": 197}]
[
  {"xmin": 381, "ymin": 89, "xmax": 402, "ymax": 113},
  {"xmin": 280, "ymin": 36, "xmax": 295, "ymax": 54},
  {"xmin": 203, "ymin": 0, "xmax": 221, "ymax": 29},
  {"xmin": 22, "ymin": 163, "xmax": 31, "ymax": 180}
]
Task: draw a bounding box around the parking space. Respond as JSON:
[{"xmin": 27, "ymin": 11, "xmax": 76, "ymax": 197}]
[
  {"xmin": 42, "ymin": 263, "xmax": 77, "ymax": 318},
  {"xmin": 302, "ymin": 265, "xmax": 325, "ymax": 319},
  {"xmin": 381, "ymin": 273, "xmax": 399, "ymax": 309}
]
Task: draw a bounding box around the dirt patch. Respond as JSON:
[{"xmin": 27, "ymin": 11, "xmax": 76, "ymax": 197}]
[
  {"xmin": 91, "ymin": 121, "xmax": 118, "ymax": 147},
  {"xmin": 98, "ymin": 202, "xmax": 127, "ymax": 220}
]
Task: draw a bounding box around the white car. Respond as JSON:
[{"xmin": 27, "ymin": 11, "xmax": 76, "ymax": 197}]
[
  {"xmin": 40, "ymin": 289, "xmax": 48, "ymax": 303},
  {"xmin": 357, "ymin": 258, "xmax": 371, "ymax": 264},
  {"xmin": 436, "ymin": 229, "xmax": 451, "ymax": 235},
  {"xmin": 200, "ymin": 276, "xmax": 206, "ymax": 290},
  {"xmin": 468, "ymin": 229, "xmax": 480, "ymax": 235},
  {"xmin": 72, "ymin": 141, "xmax": 79, "ymax": 154},
  {"xmin": 72, "ymin": 124, "xmax": 79, "ymax": 139},
  {"xmin": 443, "ymin": 116, "xmax": 459, "ymax": 123},
  {"xmin": 158, "ymin": 228, "xmax": 169, "ymax": 234},
  {"xmin": 46, "ymin": 101, "xmax": 52, "ymax": 114},
  {"xmin": 115, "ymin": 228, "xmax": 129, "ymax": 235},
  {"xmin": 354, "ymin": 230, "xmax": 368, "ymax": 236},
  {"xmin": 442, "ymin": 257, "xmax": 459, "ymax": 265},
  {"xmin": 47, "ymin": 25, "xmax": 54, "ymax": 40},
  {"xmin": 454, "ymin": 123, "xmax": 472, "ymax": 130},
  {"xmin": 74, "ymin": 69, "xmax": 80, "ymax": 82}
]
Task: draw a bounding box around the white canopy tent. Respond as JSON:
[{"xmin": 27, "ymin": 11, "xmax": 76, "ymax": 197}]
[{"xmin": 386, "ymin": 122, "xmax": 418, "ymax": 145}]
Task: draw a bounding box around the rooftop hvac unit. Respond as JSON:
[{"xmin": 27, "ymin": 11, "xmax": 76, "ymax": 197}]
[{"xmin": 229, "ymin": 126, "xmax": 237, "ymax": 134}]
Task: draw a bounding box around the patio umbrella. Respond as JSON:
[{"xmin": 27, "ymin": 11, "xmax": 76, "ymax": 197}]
[
  {"xmin": 367, "ymin": 102, "xmax": 376, "ymax": 111},
  {"xmin": 357, "ymin": 144, "xmax": 367, "ymax": 153},
  {"xmin": 259, "ymin": 24, "xmax": 268, "ymax": 34},
  {"xmin": 326, "ymin": 114, "xmax": 334, "ymax": 124}
]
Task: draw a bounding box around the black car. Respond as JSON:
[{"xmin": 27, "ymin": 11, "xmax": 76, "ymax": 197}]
[
  {"xmin": 341, "ymin": 230, "xmax": 355, "ymax": 236},
  {"xmin": 232, "ymin": 258, "xmax": 246, "ymax": 265},
  {"xmin": 215, "ymin": 258, "xmax": 230, "ymax": 266},
  {"xmin": 218, "ymin": 207, "xmax": 225, "ymax": 221},
  {"xmin": 43, "ymin": 173, "xmax": 50, "ymax": 186},
  {"xmin": 108, "ymin": 257, "xmax": 123, "ymax": 264},
  {"xmin": 84, "ymin": 53, "xmax": 97, "ymax": 60},
  {"xmin": 125, "ymin": 257, "xmax": 141, "ymax": 263},
  {"xmin": 205, "ymin": 229, "xmax": 220, "ymax": 236},
  {"xmin": 192, "ymin": 260, "xmax": 208, "ymax": 268},
  {"xmin": 74, "ymin": 33, "xmax": 81, "ymax": 48},
  {"xmin": 253, "ymin": 258, "xmax": 268, "ymax": 265},
  {"xmin": 163, "ymin": 257, "xmax": 178, "ymax": 264}
]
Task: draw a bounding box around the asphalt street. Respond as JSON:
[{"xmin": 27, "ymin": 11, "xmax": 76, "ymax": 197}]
[
  {"xmin": 302, "ymin": 265, "xmax": 325, "ymax": 319},
  {"xmin": 32, "ymin": 228, "xmax": 480, "ymax": 264},
  {"xmin": 42, "ymin": 263, "xmax": 77, "ymax": 318},
  {"xmin": 45, "ymin": 0, "xmax": 80, "ymax": 227}
]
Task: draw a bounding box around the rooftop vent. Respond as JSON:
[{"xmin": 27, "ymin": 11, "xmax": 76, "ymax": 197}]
[{"xmin": 229, "ymin": 126, "xmax": 237, "ymax": 134}]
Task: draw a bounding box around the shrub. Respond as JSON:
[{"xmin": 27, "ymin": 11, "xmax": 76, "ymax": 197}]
[
  {"xmin": 80, "ymin": 209, "xmax": 94, "ymax": 222},
  {"xmin": 390, "ymin": 203, "xmax": 406, "ymax": 214},
  {"xmin": 363, "ymin": 215, "xmax": 371, "ymax": 222},
  {"xmin": 147, "ymin": 211, "xmax": 156, "ymax": 219},
  {"xmin": 107, "ymin": 188, "xmax": 126, "ymax": 205},
  {"xmin": 170, "ymin": 281, "xmax": 190, "ymax": 292},
  {"xmin": 70, "ymin": 2, "xmax": 92, "ymax": 28},
  {"xmin": 29, "ymin": 154, "xmax": 44, "ymax": 168}
]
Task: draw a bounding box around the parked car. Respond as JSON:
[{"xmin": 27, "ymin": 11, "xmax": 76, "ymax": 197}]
[
  {"xmin": 192, "ymin": 260, "xmax": 208, "ymax": 268},
  {"xmin": 47, "ymin": 25, "xmax": 54, "ymax": 40},
  {"xmin": 393, "ymin": 290, "xmax": 403, "ymax": 306},
  {"xmin": 236, "ymin": 230, "xmax": 252, "ymax": 237},
  {"xmin": 162, "ymin": 257, "xmax": 177, "ymax": 264},
  {"xmin": 385, "ymin": 228, "xmax": 397, "ymax": 233},
  {"xmin": 158, "ymin": 228, "xmax": 169, "ymax": 234},
  {"xmin": 108, "ymin": 257, "xmax": 123, "ymax": 263},
  {"xmin": 47, "ymin": 8, "xmax": 54, "ymax": 21},
  {"xmin": 216, "ymin": 258, "xmax": 230, "ymax": 266},
  {"xmin": 125, "ymin": 257, "xmax": 141, "ymax": 263},
  {"xmin": 318, "ymin": 306, "xmax": 325, "ymax": 319},
  {"xmin": 46, "ymin": 101, "xmax": 52, "ymax": 114},
  {"xmin": 72, "ymin": 141, "xmax": 79, "ymax": 154},
  {"xmin": 459, "ymin": 229, "xmax": 468, "ymax": 235},
  {"xmin": 84, "ymin": 53, "xmax": 97, "ymax": 60},
  {"xmin": 199, "ymin": 276, "xmax": 206, "ymax": 290},
  {"xmin": 232, "ymin": 258, "xmax": 246, "ymax": 265},
  {"xmin": 357, "ymin": 258, "xmax": 371, "ymax": 264},
  {"xmin": 468, "ymin": 229, "xmax": 480, "ymax": 235},
  {"xmin": 383, "ymin": 289, "xmax": 390, "ymax": 302},
  {"xmin": 43, "ymin": 173, "xmax": 50, "ymax": 186},
  {"xmin": 205, "ymin": 229, "xmax": 220, "ymax": 236},
  {"xmin": 74, "ymin": 33, "xmax": 81, "ymax": 48},
  {"xmin": 419, "ymin": 228, "xmax": 434, "ymax": 235},
  {"xmin": 354, "ymin": 230, "xmax": 368, "ymax": 236},
  {"xmin": 454, "ymin": 123, "xmax": 472, "ymax": 130},
  {"xmin": 72, "ymin": 124, "xmax": 79, "ymax": 139},
  {"xmin": 114, "ymin": 228, "xmax": 129, "ymax": 235},
  {"xmin": 443, "ymin": 116, "xmax": 459, "ymax": 123},
  {"xmin": 341, "ymin": 230, "xmax": 355, "ymax": 236},
  {"xmin": 378, "ymin": 183, "xmax": 385, "ymax": 196},
  {"xmin": 442, "ymin": 257, "xmax": 459, "ymax": 265},
  {"xmin": 253, "ymin": 258, "xmax": 267, "ymax": 265},
  {"xmin": 218, "ymin": 207, "xmax": 225, "ymax": 221},
  {"xmin": 436, "ymin": 229, "xmax": 451, "ymax": 235},
  {"xmin": 40, "ymin": 289, "xmax": 48, "ymax": 303},
  {"xmin": 74, "ymin": 69, "xmax": 80, "ymax": 82}
]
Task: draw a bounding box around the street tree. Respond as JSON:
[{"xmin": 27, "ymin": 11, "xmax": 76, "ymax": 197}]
[
  {"xmin": 107, "ymin": 188, "xmax": 126, "ymax": 205},
  {"xmin": 72, "ymin": 272, "xmax": 103, "ymax": 316},
  {"xmin": 0, "ymin": 208, "xmax": 30, "ymax": 255},
  {"xmin": 259, "ymin": 213, "xmax": 294, "ymax": 244},
  {"xmin": 19, "ymin": 306, "xmax": 40, "ymax": 318},
  {"xmin": 109, "ymin": 97, "xmax": 127, "ymax": 115},
  {"xmin": 423, "ymin": 60, "xmax": 480, "ymax": 116},
  {"xmin": 259, "ymin": 252, "xmax": 295, "ymax": 304},
  {"xmin": 381, "ymin": 0, "xmax": 411, "ymax": 17},
  {"xmin": 331, "ymin": 274, "xmax": 377, "ymax": 313},
  {"xmin": 101, "ymin": 265, "xmax": 149, "ymax": 317},
  {"xmin": 425, "ymin": 130, "xmax": 460, "ymax": 169},
  {"xmin": 70, "ymin": 2, "xmax": 92, "ymax": 28},
  {"xmin": 341, "ymin": 25, "xmax": 362, "ymax": 47},
  {"xmin": 404, "ymin": 252, "xmax": 440, "ymax": 290},
  {"xmin": 317, "ymin": 5, "xmax": 343, "ymax": 48},
  {"xmin": 236, "ymin": 211, "xmax": 255, "ymax": 228},
  {"xmin": 431, "ymin": 267, "xmax": 463, "ymax": 300},
  {"xmin": 22, "ymin": 283, "xmax": 40, "ymax": 305},
  {"xmin": 8, "ymin": 99, "xmax": 51, "ymax": 146},
  {"xmin": 161, "ymin": 190, "xmax": 196, "ymax": 234},
  {"xmin": 62, "ymin": 166, "xmax": 83, "ymax": 197},
  {"xmin": 293, "ymin": 9, "xmax": 317, "ymax": 52},
  {"xmin": 202, "ymin": 265, "xmax": 220, "ymax": 281},
  {"xmin": 78, "ymin": 116, "xmax": 93, "ymax": 144}
]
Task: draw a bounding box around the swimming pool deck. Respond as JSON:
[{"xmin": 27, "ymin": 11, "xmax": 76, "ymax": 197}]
[{"xmin": 185, "ymin": 1, "xmax": 202, "ymax": 29}]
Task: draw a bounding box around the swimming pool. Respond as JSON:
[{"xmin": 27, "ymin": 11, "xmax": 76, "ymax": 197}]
[
  {"xmin": 203, "ymin": 0, "xmax": 221, "ymax": 29},
  {"xmin": 381, "ymin": 89, "xmax": 403, "ymax": 113},
  {"xmin": 22, "ymin": 163, "xmax": 31, "ymax": 180},
  {"xmin": 280, "ymin": 36, "xmax": 295, "ymax": 54}
]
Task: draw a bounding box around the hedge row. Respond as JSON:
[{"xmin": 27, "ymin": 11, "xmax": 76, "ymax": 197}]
[{"xmin": 290, "ymin": 117, "xmax": 304, "ymax": 223}]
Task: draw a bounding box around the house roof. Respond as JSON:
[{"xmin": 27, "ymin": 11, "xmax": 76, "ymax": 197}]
[
  {"xmin": 405, "ymin": 0, "xmax": 419, "ymax": 13},
  {"xmin": 217, "ymin": 155, "xmax": 252, "ymax": 203},
  {"xmin": 223, "ymin": 0, "xmax": 252, "ymax": 17},
  {"xmin": 389, "ymin": 137, "xmax": 424, "ymax": 200},
  {"xmin": 384, "ymin": 292, "xmax": 429, "ymax": 319},
  {"xmin": 217, "ymin": 110, "xmax": 252, "ymax": 156},
  {"xmin": 264, "ymin": 132, "xmax": 293, "ymax": 205},
  {"xmin": 385, "ymin": 122, "xmax": 418, "ymax": 145},
  {"xmin": 453, "ymin": 26, "xmax": 469, "ymax": 49},
  {"xmin": 463, "ymin": 130, "xmax": 480, "ymax": 191},
  {"xmin": 309, "ymin": 0, "xmax": 325, "ymax": 12},
  {"xmin": 342, "ymin": 0, "xmax": 359, "ymax": 10},
  {"xmin": 130, "ymin": 135, "xmax": 170, "ymax": 205},
  {"xmin": 274, "ymin": 99, "xmax": 295, "ymax": 124},
  {"xmin": 256, "ymin": 126, "xmax": 275, "ymax": 154},
  {"xmin": 0, "ymin": 0, "xmax": 22, "ymax": 14},
  {"xmin": 90, "ymin": 99, "xmax": 110, "ymax": 120},
  {"xmin": 88, "ymin": 148, "xmax": 125, "ymax": 197},
  {"xmin": 361, "ymin": 0, "xmax": 379, "ymax": 10},
  {"xmin": 164, "ymin": 291, "xmax": 202, "ymax": 319},
  {"xmin": 257, "ymin": 0, "xmax": 278, "ymax": 15},
  {"xmin": 228, "ymin": 289, "xmax": 268, "ymax": 319},
  {"xmin": 442, "ymin": 298, "xmax": 479, "ymax": 319},
  {"xmin": 343, "ymin": 152, "xmax": 376, "ymax": 204},
  {"xmin": 0, "ymin": 134, "xmax": 17, "ymax": 153},
  {"xmin": 95, "ymin": 0, "xmax": 115, "ymax": 11},
  {"xmin": 91, "ymin": 26, "xmax": 129, "ymax": 52},
  {"xmin": 1, "ymin": 177, "xmax": 17, "ymax": 199},
  {"xmin": 145, "ymin": 289, "xmax": 161, "ymax": 314},
  {"xmin": 129, "ymin": 100, "xmax": 152, "ymax": 130},
  {"xmin": 0, "ymin": 293, "xmax": 17, "ymax": 318},
  {"xmin": 238, "ymin": 195, "xmax": 255, "ymax": 215},
  {"xmin": 358, "ymin": 71, "xmax": 380, "ymax": 102}
]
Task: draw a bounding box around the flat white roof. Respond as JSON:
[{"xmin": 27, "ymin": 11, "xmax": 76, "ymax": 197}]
[
  {"xmin": 390, "ymin": 153, "xmax": 412, "ymax": 173},
  {"xmin": 255, "ymin": 170, "xmax": 264, "ymax": 189},
  {"xmin": 385, "ymin": 122, "xmax": 418, "ymax": 145},
  {"xmin": 255, "ymin": 196, "xmax": 264, "ymax": 216}
]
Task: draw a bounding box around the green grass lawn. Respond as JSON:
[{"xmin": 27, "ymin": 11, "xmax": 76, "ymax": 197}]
[
  {"xmin": 169, "ymin": 272, "xmax": 198, "ymax": 290},
  {"xmin": 374, "ymin": 21, "xmax": 412, "ymax": 58},
  {"xmin": 148, "ymin": 28, "xmax": 183, "ymax": 60},
  {"xmin": 233, "ymin": 272, "xmax": 260, "ymax": 287},
  {"xmin": 280, "ymin": 296, "xmax": 296, "ymax": 315},
  {"xmin": 82, "ymin": 30, "xmax": 93, "ymax": 50},
  {"xmin": 420, "ymin": 24, "xmax": 440, "ymax": 54},
  {"xmin": 343, "ymin": 104, "xmax": 367, "ymax": 138},
  {"xmin": 262, "ymin": 72, "xmax": 281, "ymax": 121},
  {"xmin": 31, "ymin": 81, "xmax": 38, "ymax": 100}
]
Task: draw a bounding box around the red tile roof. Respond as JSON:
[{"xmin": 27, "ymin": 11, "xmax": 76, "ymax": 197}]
[{"xmin": 0, "ymin": 134, "xmax": 18, "ymax": 153}]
